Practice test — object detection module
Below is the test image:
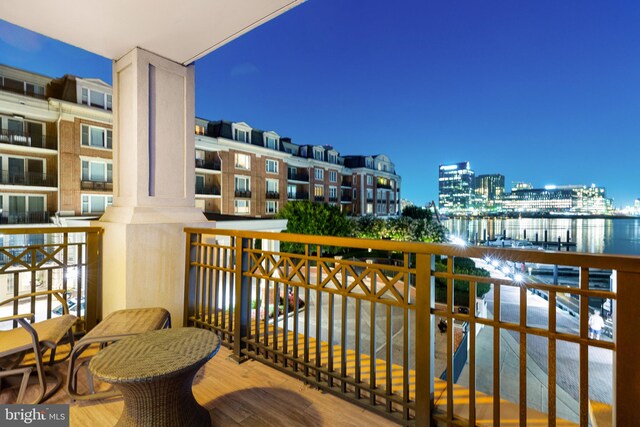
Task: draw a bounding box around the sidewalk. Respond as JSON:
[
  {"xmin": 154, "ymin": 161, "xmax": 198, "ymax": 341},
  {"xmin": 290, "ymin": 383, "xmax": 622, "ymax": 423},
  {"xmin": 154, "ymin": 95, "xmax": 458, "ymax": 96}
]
[{"xmin": 457, "ymin": 325, "xmax": 580, "ymax": 424}]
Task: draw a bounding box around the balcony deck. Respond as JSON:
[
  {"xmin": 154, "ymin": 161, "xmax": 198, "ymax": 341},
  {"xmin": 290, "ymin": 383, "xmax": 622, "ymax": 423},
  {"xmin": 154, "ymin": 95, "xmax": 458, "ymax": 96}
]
[{"xmin": 0, "ymin": 345, "xmax": 396, "ymax": 427}]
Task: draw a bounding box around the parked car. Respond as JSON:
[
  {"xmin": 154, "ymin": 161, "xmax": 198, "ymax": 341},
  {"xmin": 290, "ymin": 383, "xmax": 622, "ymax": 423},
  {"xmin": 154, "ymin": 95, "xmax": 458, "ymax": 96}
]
[
  {"xmin": 486, "ymin": 237, "xmax": 514, "ymax": 247},
  {"xmin": 52, "ymin": 297, "xmax": 85, "ymax": 316}
]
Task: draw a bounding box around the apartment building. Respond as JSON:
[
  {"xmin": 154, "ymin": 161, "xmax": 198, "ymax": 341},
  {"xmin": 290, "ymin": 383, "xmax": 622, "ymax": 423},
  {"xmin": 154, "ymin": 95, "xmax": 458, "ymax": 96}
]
[
  {"xmin": 196, "ymin": 119, "xmax": 402, "ymax": 218},
  {"xmin": 0, "ymin": 64, "xmax": 400, "ymax": 223},
  {"xmin": 0, "ymin": 65, "xmax": 113, "ymax": 224}
]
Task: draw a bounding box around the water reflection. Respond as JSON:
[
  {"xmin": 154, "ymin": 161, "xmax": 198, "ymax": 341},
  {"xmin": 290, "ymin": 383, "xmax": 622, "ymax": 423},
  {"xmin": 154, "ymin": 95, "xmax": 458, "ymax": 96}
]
[{"xmin": 444, "ymin": 218, "xmax": 640, "ymax": 255}]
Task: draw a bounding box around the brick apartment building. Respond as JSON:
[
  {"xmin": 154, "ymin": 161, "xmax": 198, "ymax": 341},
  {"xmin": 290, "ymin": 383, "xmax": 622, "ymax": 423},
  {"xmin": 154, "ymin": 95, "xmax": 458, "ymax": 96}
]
[{"xmin": 0, "ymin": 64, "xmax": 400, "ymax": 223}]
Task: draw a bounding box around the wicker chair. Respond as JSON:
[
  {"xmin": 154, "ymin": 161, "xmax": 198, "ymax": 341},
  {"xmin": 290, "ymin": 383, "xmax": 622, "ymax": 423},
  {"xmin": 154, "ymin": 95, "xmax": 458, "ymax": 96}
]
[{"xmin": 0, "ymin": 290, "xmax": 77, "ymax": 403}]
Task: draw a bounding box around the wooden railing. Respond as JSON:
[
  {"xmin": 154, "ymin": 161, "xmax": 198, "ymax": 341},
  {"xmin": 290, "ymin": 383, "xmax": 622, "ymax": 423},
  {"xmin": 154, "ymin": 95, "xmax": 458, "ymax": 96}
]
[
  {"xmin": 0, "ymin": 227, "xmax": 102, "ymax": 334},
  {"xmin": 183, "ymin": 228, "xmax": 640, "ymax": 426}
]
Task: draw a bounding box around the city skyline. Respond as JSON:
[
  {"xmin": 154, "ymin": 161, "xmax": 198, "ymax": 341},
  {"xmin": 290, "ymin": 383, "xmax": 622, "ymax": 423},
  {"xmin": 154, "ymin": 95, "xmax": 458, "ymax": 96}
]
[{"xmin": 1, "ymin": 1, "xmax": 639, "ymax": 207}]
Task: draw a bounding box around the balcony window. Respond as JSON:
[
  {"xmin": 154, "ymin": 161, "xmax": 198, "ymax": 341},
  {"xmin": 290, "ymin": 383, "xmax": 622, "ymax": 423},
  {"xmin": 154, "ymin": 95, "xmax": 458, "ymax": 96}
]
[
  {"xmin": 81, "ymin": 124, "xmax": 112, "ymax": 149},
  {"xmin": 81, "ymin": 194, "xmax": 113, "ymax": 214},
  {"xmin": 329, "ymin": 171, "xmax": 337, "ymax": 182},
  {"xmin": 234, "ymin": 199, "xmax": 250, "ymax": 214},
  {"xmin": 266, "ymin": 159, "xmax": 278, "ymax": 174},
  {"xmin": 266, "ymin": 179, "xmax": 279, "ymax": 193},
  {"xmin": 314, "ymin": 168, "xmax": 324, "ymax": 181},
  {"xmin": 266, "ymin": 200, "xmax": 278, "ymax": 214},
  {"xmin": 367, "ymin": 175, "xmax": 373, "ymax": 186},
  {"xmin": 235, "ymin": 176, "xmax": 250, "ymax": 192},
  {"xmin": 314, "ymin": 185, "xmax": 324, "ymax": 198},
  {"xmin": 329, "ymin": 186, "xmax": 337, "ymax": 199},
  {"xmin": 235, "ymin": 153, "xmax": 250, "ymax": 170},
  {"xmin": 25, "ymin": 83, "xmax": 45, "ymax": 97},
  {"xmin": 82, "ymin": 160, "xmax": 112, "ymax": 182}
]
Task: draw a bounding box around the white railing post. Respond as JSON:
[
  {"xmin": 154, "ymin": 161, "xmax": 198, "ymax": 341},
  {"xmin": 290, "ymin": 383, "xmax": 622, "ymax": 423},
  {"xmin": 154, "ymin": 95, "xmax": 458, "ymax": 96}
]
[{"xmin": 613, "ymin": 270, "xmax": 640, "ymax": 426}]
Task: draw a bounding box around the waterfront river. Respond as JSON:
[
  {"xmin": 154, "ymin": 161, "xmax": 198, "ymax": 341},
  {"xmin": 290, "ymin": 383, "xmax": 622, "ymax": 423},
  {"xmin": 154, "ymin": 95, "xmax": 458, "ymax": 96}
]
[{"xmin": 444, "ymin": 217, "xmax": 640, "ymax": 255}]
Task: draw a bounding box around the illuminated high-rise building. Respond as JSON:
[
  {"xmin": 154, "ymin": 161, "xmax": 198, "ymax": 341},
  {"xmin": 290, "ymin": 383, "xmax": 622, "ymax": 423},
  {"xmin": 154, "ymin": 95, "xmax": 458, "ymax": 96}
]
[
  {"xmin": 474, "ymin": 174, "xmax": 504, "ymax": 211},
  {"xmin": 438, "ymin": 162, "xmax": 474, "ymax": 215}
]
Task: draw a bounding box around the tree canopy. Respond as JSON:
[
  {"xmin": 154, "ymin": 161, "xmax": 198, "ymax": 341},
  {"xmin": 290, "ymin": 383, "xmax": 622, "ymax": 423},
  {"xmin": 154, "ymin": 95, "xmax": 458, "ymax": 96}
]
[{"xmin": 276, "ymin": 201, "xmax": 353, "ymax": 254}]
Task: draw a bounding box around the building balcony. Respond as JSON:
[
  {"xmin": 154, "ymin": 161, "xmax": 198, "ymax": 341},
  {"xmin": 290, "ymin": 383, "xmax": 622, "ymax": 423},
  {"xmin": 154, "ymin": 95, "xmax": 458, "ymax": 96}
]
[
  {"xmin": 341, "ymin": 195, "xmax": 352, "ymax": 202},
  {"xmin": 1, "ymin": 226, "xmax": 639, "ymax": 426},
  {"xmin": 81, "ymin": 180, "xmax": 113, "ymax": 191},
  {"xmin": 0, "ymin": 171, "xmax": 57, "ymax": 187},
  {"xmin": 314, "ymin": 195, "xmax": 325, "ymax": 202},
  {"xmin": 287, "ymin": 171, "xmax": 309, "ymax": 182},
  {"xmin": 0, "ymin": 129, "xmax": 57, "ymax": 150},
  {"xmin": 0, "ymin": 210, "xmax": 50, "ymax": 224},
  {"xmin": 234, "ymin": 189, "xmax": 251, "ymax": 198},
  {"xmin": 0, "ymin": 81, "xmax": 46, "ymax": 100},
  {"xmin": 196, "ymin": 184, "xmax": 221, "ymax": 196},
  {"xmin": 366, "ymin": 197, "xmax": 374, "ymax": 203},
  {"xmin": 265, "ymin": 191, "xmax": 279, "ymax": 200},
  {"xmin": 287, "ymin": 192, "xmax": 308, "ymax": 200},
  {"xmin": 341, "ymin": 178, "xmax": 352, "ymax": 187},
  {"xmin": 195, "ymin": 159, "xmax": 221, "ymax": 171},
  {"xmin": 328, "ymin": 196, "xmax": 339, "ymax": 202},
  {"xmin": 376, "ymin": 182, "xmax": 392, "ymax": 190}
]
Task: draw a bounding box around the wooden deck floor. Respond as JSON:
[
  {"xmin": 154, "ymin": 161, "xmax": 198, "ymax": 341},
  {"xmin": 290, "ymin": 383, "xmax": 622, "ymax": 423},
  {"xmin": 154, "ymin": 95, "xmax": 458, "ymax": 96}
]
[{"xmin": 0, "ymin": 345, "xmax": 397, "ymax": 427}]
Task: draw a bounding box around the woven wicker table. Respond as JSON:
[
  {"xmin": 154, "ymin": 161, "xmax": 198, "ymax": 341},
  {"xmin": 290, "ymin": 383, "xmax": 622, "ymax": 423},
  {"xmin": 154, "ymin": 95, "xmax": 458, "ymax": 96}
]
[{"xmin": 89, "ymin": 328, "xmax": 220, "ymax": 427}]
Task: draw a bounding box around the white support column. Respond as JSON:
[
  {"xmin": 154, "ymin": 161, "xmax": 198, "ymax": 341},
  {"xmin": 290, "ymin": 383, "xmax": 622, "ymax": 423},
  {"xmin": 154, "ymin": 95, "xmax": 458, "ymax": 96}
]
[{"xmin": 99, "ymin": 48, "xmax": 207, "ymax": 324}]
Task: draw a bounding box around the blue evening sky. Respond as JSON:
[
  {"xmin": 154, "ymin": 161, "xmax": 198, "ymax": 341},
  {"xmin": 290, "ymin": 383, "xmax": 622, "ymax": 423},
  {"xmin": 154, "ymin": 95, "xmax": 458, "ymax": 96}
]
[{"xmin": 1, "ymin": 1, "xmax": 639, "ymax": 207}]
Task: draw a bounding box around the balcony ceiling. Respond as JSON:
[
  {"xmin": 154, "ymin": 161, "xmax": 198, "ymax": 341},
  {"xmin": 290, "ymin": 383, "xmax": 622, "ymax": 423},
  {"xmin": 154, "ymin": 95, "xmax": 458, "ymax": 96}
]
[{"xmin": 0, "ymin": 0, "xmax": 305, "ymax": 65}]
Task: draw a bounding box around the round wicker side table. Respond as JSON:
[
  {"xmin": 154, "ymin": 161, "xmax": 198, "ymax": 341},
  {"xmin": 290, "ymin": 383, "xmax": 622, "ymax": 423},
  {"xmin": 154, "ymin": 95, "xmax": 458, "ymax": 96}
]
[{"xmin": 89, "ymin": 327, "xmax": 220, "ymax": 427}]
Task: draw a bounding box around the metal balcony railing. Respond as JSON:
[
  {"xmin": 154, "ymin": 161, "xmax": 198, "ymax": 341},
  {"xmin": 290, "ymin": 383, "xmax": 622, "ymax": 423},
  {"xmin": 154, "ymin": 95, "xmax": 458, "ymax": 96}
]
[
  {"xmin": 196, "ymin": 184, "xmax": 221, "ymax": 196},
  {"xmin": 234, "ymin": 190, "xmax": 251, "ymax": 198},
  {"xmin": 0, "ymin": 226, "xmax": 102, "ymax": 333},
  {"xmin": 265, "ymin": 191, "xmax": 280, "ymax": 200},
  {"xmin": 81, "ymin": 180, "xmax": 113, "ymax": 191},
  {"xmin": 0, "ymin": 171, "xmax": 57, "ymax": 187},
  {"xmin": 0, "ymin": 129, "xmax": 57, "ymax": 150},
  {"xmin": 0, "ymin": 211, "xmax": 51, "ymax": 225},
  {"xmin": 328, "ymin": 196, "xmax": 339, "ymax": 202},
  {"xmin": 287, "ymin": 171, "xmax": 309, "ymax": 182},
  {"xmin": 314, "ymin": 195, "xmax": 325, "ymax": 202},
  {"xmin": 287, "ymin": 192, "xmax": 309, "ymax": 200},
  {"xmin": 195, "ymin": 159, "xmax": 221, "ymax": 171},
  {"xmin": 377, "ymin": 182, "xmax": 393, "ymax": 189},
  {"xmin": 184, "ymin": 228, "xmax": 640, "ymax": 426}
]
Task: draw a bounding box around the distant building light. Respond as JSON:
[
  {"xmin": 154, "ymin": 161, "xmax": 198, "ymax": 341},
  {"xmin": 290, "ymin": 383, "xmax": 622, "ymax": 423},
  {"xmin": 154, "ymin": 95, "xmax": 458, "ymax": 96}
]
[
  {"xmin": 440, "ymin": 165, "xmax": 458, "ymax": 171},
  {"xmin": 544, "ymin": 185, "xmax": 557, "ymax": 190}
]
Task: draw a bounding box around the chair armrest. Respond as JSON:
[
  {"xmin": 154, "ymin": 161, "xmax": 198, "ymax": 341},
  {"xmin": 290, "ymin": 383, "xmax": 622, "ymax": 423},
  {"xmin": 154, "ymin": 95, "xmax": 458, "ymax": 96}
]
[
  {"xmin": 0, "ymin": 290, "xmax": 70, "ymax": 314},
  {"xmin": 0, "ymin": 313, "xmax": 35, "ymax": 323}
]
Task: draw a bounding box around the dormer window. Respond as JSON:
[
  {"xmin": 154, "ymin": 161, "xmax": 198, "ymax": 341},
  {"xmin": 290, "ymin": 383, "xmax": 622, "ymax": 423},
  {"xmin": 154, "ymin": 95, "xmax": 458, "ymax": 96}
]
[
  {"xmin": 234, "ymin": 129, "xmax": 249, "ymax": 143},
  {"xmin": 313, "ymin": 148, "xmax": 323, "ymax": 161},
  {"xmin": 265, "ymin": 135, "xmax": 278, "ymax": 150},
  {"xmin": 195, "ymin": 125, "xmax": 206, "ymax": 135},
  {"xmin": 328, "ymin": 153, "xmax": 337, "ymax": 164},
  {"xmin": 366, "ymin": 158, "xmax": 373, "ymax": 168},
  {"xmin": 81, "ymin": 87, "xmax": 112, "ymax": 110}
]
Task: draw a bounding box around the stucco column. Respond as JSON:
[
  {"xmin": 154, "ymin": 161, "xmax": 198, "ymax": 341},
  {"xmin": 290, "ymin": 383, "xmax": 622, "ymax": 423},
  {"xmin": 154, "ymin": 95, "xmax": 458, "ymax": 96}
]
[{"xmin": 98, "ymin": 48, "xmax": 207, "ymax": 323}]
